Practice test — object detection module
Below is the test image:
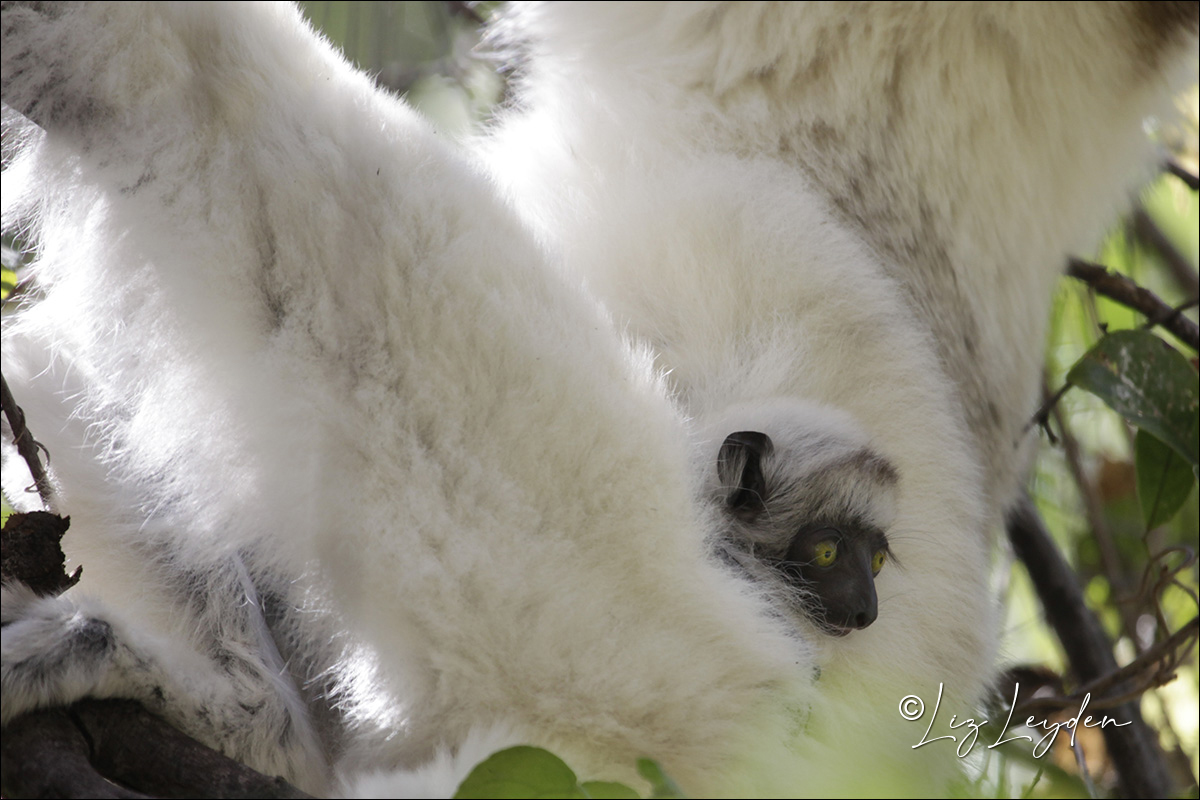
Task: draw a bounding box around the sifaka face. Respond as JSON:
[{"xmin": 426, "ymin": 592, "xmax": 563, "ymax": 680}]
[
  {"xmin": 715, "ymin": 429, "xmax": 895, "ymax": 636},
  {"xmin": 779, "ymin": 520, "xmax": 891, "ymax": 635}
]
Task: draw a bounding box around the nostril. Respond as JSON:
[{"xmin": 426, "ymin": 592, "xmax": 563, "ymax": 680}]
[{"xmin": 854, "ymin": 608, "xmax": 877, "ymax": 629}]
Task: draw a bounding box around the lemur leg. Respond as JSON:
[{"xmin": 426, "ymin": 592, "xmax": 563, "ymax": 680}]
[{"xmin": 2, "ymin": 560, "xmax": 331, "ymax": 791}]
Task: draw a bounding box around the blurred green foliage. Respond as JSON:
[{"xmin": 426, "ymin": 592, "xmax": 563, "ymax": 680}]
[
  {"xmin": 1025, "ymin": 123, "xmax": 1199, "ymax": 794},
  {"xmin": 2, "ymin": 3, "xmax": 1196, "ymax": 798},
  {"xmin": 301, "ymin": 1, "xmax": 502, "ymax": 136}
]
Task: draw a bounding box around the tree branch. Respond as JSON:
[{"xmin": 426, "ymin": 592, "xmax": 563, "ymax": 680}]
[
  {"xmin": 1066, "ymin": 258, "xmax": 1199, "ymax": 351},
  {"xmin": 1007, "ymin": 493, "xmax": 1175, "ymax": 799},
  {"xmin": 1, "ymin": 700, "xmax": 314, "ymax": 799},
  {"xmin": 0, "ymin": 707, "xmax": 149, "ymax": 799},
  {"xmin": 1, "ymin": 371, "xmax": 57, "ymax": 511}
]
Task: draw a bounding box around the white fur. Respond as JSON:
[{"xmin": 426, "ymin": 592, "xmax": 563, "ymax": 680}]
[
  {"xmin": 483, "ymin": 2, "xmax": 1199, "ymax": 517},
  {"xmin": 1, "ymin": 2, "xmax": 810, "ymax": 795},
  {"xmin": 481, "ymin": 0, "xmax": 1196, "ymax": 756},
  {"xmin": 1, "ymin": 2, "xmax": 1195, "ymax": 798}
]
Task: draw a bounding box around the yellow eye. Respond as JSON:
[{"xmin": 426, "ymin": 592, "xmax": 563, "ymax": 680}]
[
  {"xmin": 813, "ymin": 540, "xmax": 838, "ymax": 567},
  {"xmin": 872, "ymin": 549, "xmax": 886, "ymax": 576}
]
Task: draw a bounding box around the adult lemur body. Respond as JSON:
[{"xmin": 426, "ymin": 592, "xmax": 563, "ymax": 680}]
[
  {"xmin": 487, "ymin": 1, "xmax": 1197, "ymax": 521},
  {"xmin": 1, "ymin": 2, "xmax": 1195, "ymax": 796},
  {"xmin": 484, "ymin": 0, "xmax": 1199, "ymax": 644}
]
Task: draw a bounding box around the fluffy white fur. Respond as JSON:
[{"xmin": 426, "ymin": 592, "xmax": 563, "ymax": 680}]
[
  {"xmin": 481, "ymin": 0, "xmax": 1197, "ymax": 753},
  {"xmin": 1, "ymin": 1, "xmax": 1195, "ymax": 797},
  {"xmin": 484, "ymin": 1, "xmax": 1198, "ymax": 520}
]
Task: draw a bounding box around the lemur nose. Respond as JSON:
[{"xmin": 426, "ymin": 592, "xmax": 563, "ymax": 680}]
[{"xmin": 853, "ymin": 599, "xmax": 878, "ymax": 629}]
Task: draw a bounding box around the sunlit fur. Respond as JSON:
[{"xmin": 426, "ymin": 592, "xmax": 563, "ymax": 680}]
[
  {"xmin": 482, "ymin": 1, "xmax": 1196, "ymax": 771},
  {"xmin": 1, "ymin": 2, "xmax": 1195, "ymax": 797}
]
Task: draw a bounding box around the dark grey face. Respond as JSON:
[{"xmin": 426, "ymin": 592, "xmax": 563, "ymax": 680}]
[
  {"xmin": 779, "ymin": 522, "xmax": 889, "ymax": 635},
  {"xmin": 716, "ymin": 430, "xmax": 894, "ymax": 636}
]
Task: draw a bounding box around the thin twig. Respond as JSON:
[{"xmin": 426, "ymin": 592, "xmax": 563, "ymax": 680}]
[
  {"xmin": 1066, "ymin": 259, "xmax": 1199, "ymax": 351},
  {"xmin": 1164, "ymin": 157, "xmax": 1200, "ymax": 192},
  {"xmin": 1015, "ymin": 616, "xmax": 1199, "ymax": 717},
  {"xmin": 1025, "ymin": 382, "xmax": 1071, "ymax": 443},
  {"xmin": 1139, "ymin": 545, "xmax": 1198, "ymax": 636},
  {"xmin": 1048, "ymin": 397, "xmax": 1139, "ymax": 646},
  {"xmin": 0, "ymin": 371, "xmax": 56, "ymax": 511},
  {"xmin": 1130, "ymin": 207, "xmax": 1200, "ymax": 299}
]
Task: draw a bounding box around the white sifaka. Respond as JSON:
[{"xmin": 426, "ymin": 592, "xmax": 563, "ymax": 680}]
[{"xmin": 1, "ymin": 2, "xmax": 1195, "ymax": 796}]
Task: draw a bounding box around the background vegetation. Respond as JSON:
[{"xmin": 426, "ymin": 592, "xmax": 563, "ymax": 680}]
[{"xmin": 2, "ymin": 3, "xmax": 1196, "ymax": 797}]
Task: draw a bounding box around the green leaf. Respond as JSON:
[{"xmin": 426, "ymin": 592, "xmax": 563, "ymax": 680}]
[
  {"xmin": 1135, "ymin": 429, "xmax": 1196, "ymax": 529},
  {"xmin": 1067, "ymin": 330, "xmax": 1199, "ymax": 468},
  {"xmin": 580, "ymin": 781, "xmax": 641, "ymax": 799},
  {"xmin": 635, "ymin": 759, "xmax": 686, "ymax": 799},
  {"xmin": 1, "ymin": 266, "xmax": 16, "ymax": 301},
  {"xmin": 454, "ymin": 746, "xmax": 586, "ymax": 799}
]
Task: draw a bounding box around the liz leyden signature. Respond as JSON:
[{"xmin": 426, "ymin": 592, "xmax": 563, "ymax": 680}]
[{"xmin": 899, "ymin": 683, "xmax": 1129, "ymax": 758}]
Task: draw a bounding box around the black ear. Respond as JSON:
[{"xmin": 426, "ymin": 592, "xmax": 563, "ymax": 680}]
[{"xmin": 717, "ymin": 431, "xmax": 773, "ymax": 517}]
